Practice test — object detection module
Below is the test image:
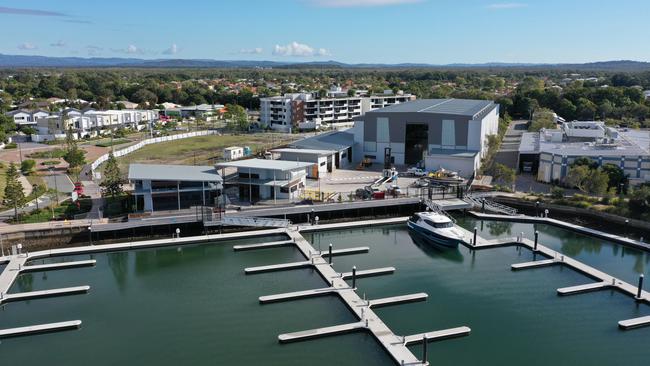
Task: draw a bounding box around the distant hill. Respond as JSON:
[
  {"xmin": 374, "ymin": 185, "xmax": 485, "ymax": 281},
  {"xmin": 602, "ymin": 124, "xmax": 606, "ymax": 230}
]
[{"xmin": 0, "ymin": 54, "xmax": 649, "ymax": 71}]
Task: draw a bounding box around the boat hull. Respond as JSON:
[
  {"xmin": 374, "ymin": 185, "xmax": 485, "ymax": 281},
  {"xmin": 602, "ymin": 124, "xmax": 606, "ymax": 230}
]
[{"xmin": 407, "ymin": 221, "xmax": 462, "ymax": 248}]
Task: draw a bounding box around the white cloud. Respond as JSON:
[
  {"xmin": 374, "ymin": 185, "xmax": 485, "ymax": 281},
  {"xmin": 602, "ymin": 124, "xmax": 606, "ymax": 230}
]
[
  {"xmin": 239, "ymin": 47, "xmax": 263, "ymax": 55},
  {"xmin": 486, "ymin": 3, "xmax": 527, "ymax": 9},
  {"xmin": 17, "ymin": 42, "xmax": 37, "ymax": 50},
  {"xmin": 111, "ymin": 44, "xmax": 144, "ymax": 54},
  {"xmin": 273, "ymin": 42, "xmax": 330, "ymax": 57},
  {"xmin": 86, "ymin": 45, "xmax": 102, "ymax": 56},
  {"xmin": 163, "ymin": 43, "xmax": 178, "ymax": 55},
  {"xmin": 309, "ymin": 0, "xmax": 422, "ymax": 7},
  {"xmin": 126, "ymin": 44, "xmax": 138, "ymax": 54},
  {"xmin": 50, "ymin": 40, "xmax": 66, "ymax": 47}
]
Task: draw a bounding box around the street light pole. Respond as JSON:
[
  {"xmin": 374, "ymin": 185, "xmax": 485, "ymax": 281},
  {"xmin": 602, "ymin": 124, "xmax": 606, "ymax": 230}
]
[{"xmin": 33, "ymin": 184, "xmax": 39, "ymax": 211}]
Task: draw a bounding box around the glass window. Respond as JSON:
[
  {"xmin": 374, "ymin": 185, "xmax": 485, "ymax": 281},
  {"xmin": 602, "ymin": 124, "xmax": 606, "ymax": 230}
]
[{"xmin": 424, "ymin": 219, "xmax": 453, "ymax": 228}]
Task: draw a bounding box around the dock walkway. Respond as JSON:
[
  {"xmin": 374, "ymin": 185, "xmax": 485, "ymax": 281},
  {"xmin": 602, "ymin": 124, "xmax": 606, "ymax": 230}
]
[
  {"xmin": 468, "ymin": 211, "xmax": 650, "ymax": 251},
  {"xmin": 279, "ymin": 229, "xmax": 468, "ymax": 365}
]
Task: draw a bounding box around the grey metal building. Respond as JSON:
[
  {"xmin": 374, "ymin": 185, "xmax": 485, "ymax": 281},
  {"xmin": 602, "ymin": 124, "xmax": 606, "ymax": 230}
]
[
  {"xmin": 352, "ymin": 99, "xmax": 499, "ymax": 177},
  {"xmin": 128, "ymin": 164, "xmax": 223, "ymax": 212}
]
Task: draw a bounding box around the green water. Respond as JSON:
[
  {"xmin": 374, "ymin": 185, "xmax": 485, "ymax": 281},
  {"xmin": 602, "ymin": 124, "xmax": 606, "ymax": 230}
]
[
  {"xmin": 1, "ymin": 222, "xmax": 650, "ymax": 365},
  {"xmin": 453, "ymin": 215, "xmax": 650, "ymax": 284},
  {"xmin": 306, "ymin": 225, "xmax": 650, "ymax": 366}
]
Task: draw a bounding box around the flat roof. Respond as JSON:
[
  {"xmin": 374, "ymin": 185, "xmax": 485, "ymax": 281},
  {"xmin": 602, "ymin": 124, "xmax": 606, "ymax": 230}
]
[
  {"xmin": 290, "ymin": 130, "xmax": 353, "ymax": 151},
  {"xmin": 362, "ymin": 98, "xmax": 497, "ymax": 119},
  {"xmin": 128, "ymin": 164, "xmax": 222, "ymax": 182},
  {"xmin": 216, "ymin": 158, "xmax": 314, "ymax": 171},
  {"xmin": 271, "ymin": 148, "xmax": 335, "ymax": 156},
  {"xmin": 521, "ymin": 130, "xmax": 650, "ymax": 157}
]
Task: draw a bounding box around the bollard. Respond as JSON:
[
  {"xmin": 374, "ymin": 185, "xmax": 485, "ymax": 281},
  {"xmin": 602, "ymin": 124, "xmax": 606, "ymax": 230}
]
[
  {"xmin": 481, "ymin": 199, "xmax": 485, "ymax": 213},
  {"xmin": 328, "ymin": 243, "xmax": 333, "ymax": 264},
  {"xmin": 534, "ymin": 231, "xmax": 539, "ymax": 251},
  {"xmin": 625, "ymin": 219, "xmax": 629, "ymax": 237},
  {"xmin": 422, "ymin": 334, "xmax": 428, "ymax": 364},
  {"xmin": 352, "ymin": 266, "xmax": 357, "ymax": 289},
  {"xmin": 637, "ymin": 274, "xmax": 644, "ymax": 299},
  {"xmin": 535, "ymin": 201, "xmax": 539, "ymax": 217},
  {"xmin": 473, "ymin": 227, "xmax": 478, "ymax": 247}
]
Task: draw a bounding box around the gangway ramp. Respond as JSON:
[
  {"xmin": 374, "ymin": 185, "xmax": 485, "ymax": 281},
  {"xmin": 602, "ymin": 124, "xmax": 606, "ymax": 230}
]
[{"xmin": 205, "ymin": 216, "xmax": 291, "ymax": 228}]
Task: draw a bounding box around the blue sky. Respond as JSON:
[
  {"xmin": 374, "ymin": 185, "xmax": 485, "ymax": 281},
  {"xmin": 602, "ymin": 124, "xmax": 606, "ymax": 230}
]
[{"xmin": 1, "ymin": 0, "xmax": 648, "ymax": 64}]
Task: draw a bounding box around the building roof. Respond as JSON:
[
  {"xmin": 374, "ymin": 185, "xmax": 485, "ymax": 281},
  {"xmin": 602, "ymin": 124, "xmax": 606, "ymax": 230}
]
[
  {"xmin": 271, "ymin": 148, "xmax": 335, "ymax": 156},
  {"xmin": 290, "ymin": 130, "xmax": 353, "ymax": 151},
  {"xmin": 5, "ymin": 109, "xmax": 30, "ymax": 116},
  {"xmin": 128, "ymin": 164, "xmax": 222, "ymax": 182},
  {"xmin": 520, "ymin": 130, "xmax": 650, "ymax": 157},
  {"xmin": 216, "ymin": 158, "xmax": 314, "ymax": 171},
  {"xmin": 362, "ymin": 98, "xmax": 497, "ymax": 119}
]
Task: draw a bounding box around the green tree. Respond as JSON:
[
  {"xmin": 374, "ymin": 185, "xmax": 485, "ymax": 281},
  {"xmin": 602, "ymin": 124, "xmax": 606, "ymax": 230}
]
[
  {"xmin": 3, "ymin": 162, "xmax": 26, "ymax": 219},
  {"xmin": 564, "ymin": 165, "xmax": 591, "ymax": 192},
  {"xmin": 20, "ymin": 159, "xmax": 36, "ymax": 175},
  {"xmin": 601, "ymin": 163, "xmax": 628, "ymax": 193},
  {"xmin": 628, "ymin": 186, "xmax": 650, "ymax": 219},
  {"xmin": 529, "ymin": 108, "xmax": 556, "ymax": 132},
  {"xmin": 224, "ymin": 104, "xmax": 249, "ymax": 131},
  {"xmin": 493, "ymin": 163, "xmax": 516, "ymax": 187},
  {"xmin": 63, "ymin": 126, "xmax": 86, "ymax": 181},
  {"xmin": 100, "ymin": 153, "xmax": 125, "ymax": 198},
  {"xmin": 571, "ymin": 156, "xmax": 599, "ymax": 170},
  {"xmin": 585, "ymin": 168, "xmax": 609, "ymax": 196}
]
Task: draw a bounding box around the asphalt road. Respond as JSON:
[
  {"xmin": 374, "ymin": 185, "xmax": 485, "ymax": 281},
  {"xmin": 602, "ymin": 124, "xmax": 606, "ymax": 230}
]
[{"xmin": 43, "ymin": 174, "xmax": 75, "ymax": 193}]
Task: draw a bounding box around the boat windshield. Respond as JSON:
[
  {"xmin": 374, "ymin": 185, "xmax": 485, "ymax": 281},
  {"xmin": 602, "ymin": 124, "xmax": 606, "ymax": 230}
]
[{"xmin": 423, "ymin": 219, "xmax": 454, "ymax": 229}]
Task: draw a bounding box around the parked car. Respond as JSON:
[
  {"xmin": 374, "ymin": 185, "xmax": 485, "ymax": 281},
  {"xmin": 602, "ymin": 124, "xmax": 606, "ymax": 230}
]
[{"xmin": 406, "ymin": 167, "xmax": 427, "ymax": 177}]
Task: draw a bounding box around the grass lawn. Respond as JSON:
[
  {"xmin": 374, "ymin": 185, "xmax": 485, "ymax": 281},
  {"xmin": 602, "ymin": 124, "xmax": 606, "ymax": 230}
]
[
  {"xmin": 27, "ymin": 148, "xmax": 66, "ymax": 159},
  {"xmin": 25, "ymin": 173, "xmax": 46, "ymax": 189},
  {"xmin": 108, "ymin": 133, "xmax": 300, "ymax": 176},
  {"xmin": 17, "ymin": 199, "xmax": 92, "ymax": 224},
  {"xmin": 94, "ymin": 138, "xmax": 132, "ymax": 147}
]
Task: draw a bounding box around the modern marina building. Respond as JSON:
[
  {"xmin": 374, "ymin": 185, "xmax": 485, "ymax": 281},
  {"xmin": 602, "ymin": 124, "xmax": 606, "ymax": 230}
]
[
  {"xmin": 351, "ymin": 98, "xmax": 500, "ymax": 178},
  {"xmin": 518, "ymin": 121, "xmax": 650, "ymax": 184},
  {"xmin": 216, "ymin": 159, "xmax": 314, "ymax": 202},
  {"xmin": 128, "ymin": 163, "xmax": 223, "ymax": 212}
]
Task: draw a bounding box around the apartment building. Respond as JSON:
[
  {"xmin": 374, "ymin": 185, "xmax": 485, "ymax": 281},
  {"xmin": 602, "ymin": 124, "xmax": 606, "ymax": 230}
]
[
  {"xmin": 4, "ymin": 109, "xmax": 50, "ymax": 125},
  {"xmin": 260, "ymin": 90, "xmax": 415, "ymax": 132},
  {"xmin": 31, "ymin": 108, "xmax": 157, "ymax": 142}
]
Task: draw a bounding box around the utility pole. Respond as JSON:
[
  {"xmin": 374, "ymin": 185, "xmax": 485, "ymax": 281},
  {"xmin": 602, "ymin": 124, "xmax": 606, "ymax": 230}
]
[{"xmin": 18, "ymin": 141, "xmax": 23, "ymax": 164}]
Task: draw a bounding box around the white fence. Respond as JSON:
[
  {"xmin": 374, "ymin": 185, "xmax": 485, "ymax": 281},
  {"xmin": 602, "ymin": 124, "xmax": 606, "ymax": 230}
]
[{"xmin": 90, "ymin": 130, "xmax": 220, "ymax": 172}]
